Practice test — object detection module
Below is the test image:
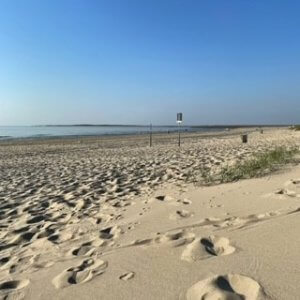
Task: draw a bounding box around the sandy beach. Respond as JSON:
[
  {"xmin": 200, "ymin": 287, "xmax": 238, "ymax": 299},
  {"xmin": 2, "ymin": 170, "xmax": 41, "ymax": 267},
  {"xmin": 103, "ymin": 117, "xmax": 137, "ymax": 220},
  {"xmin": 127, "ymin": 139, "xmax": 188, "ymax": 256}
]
[{"xmin": 1, "ymin": 127, "xmax": 300, "ymax": 300}]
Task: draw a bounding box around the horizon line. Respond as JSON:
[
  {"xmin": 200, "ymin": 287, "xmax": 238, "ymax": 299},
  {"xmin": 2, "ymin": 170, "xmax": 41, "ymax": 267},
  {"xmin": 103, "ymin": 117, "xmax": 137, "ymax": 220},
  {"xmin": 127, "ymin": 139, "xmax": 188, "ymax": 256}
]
[{"xmin": 0, "ymin": 124, "xmax": 294, "ymax": 128}]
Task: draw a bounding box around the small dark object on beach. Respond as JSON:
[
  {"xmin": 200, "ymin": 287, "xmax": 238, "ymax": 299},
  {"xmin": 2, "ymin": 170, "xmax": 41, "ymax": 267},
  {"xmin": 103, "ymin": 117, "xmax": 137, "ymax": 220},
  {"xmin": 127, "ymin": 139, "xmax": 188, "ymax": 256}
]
[{"xmin": 241, "ymin": 134, "xmax": 248, "ymax": 143}]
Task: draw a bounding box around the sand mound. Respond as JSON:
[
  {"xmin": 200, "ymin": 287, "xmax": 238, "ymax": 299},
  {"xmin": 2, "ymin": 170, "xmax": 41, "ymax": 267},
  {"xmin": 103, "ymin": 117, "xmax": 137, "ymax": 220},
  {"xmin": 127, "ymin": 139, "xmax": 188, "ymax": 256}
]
[
  {"xmin": 181, "ymin": 236, "xmax": 235, "ymax": 262},
  {"xmin": 186, "ymin": 274, "xmax": 261, "ymax": 300}
]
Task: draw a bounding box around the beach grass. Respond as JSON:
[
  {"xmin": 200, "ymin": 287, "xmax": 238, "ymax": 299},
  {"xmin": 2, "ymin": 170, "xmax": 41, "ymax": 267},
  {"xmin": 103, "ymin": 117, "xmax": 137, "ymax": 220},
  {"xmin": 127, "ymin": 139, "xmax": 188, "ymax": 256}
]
[
  {"xmin": 186, "ymin": 147, "xmax": 300, "ymax": 185},
  {"xmin": 219, "ymin": 147, "xmax": 299, "ymax": 183},
  {"xmin": 290, "ymin": 125, "xmax": 300, "ymax": 131},
  {"xmin": 294, "ymin": 125, "xmax": 300, "ymax": 131}
]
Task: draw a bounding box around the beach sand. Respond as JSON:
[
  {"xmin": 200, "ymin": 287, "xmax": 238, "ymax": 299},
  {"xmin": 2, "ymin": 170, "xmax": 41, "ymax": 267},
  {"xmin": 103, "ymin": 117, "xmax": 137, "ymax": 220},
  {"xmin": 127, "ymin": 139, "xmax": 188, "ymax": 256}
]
[{"xmin": 1, "ymin": 128, "xmax": 300, "ymax": 299}]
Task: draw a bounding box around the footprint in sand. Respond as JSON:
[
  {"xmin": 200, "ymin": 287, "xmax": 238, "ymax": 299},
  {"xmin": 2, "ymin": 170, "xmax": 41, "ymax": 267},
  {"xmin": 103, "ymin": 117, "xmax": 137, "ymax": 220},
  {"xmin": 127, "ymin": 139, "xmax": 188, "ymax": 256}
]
[
  {"xmin": 119, "ymin": 272, "xmax": 135, "ymax": 281},
  {"xmin": 275, "ymin": 188, "xmax": 297, "ymax": 197},
  {"xmin": 155, "ymin": 230, "xmax": 195, "ymax": 247},
  {"xmin": 69, "ymin": 239, "xmax": 106, "ymax": 257},
  {"xmin": 155, "ymin": 195, "xmax": 174, "ymax": 202},
  {"xmin": 181, "ymin": 236, "xmax": 235, "ymax": 262},
  {"xmin": 26, "ymin": 214, "xmax": 47, "ymax": 224},
  {"xmin": 181, "ymin": 199, "xmax": 192, "ymax": 205},
  {"xmin": 129, "ymin": 230, "xmax": 195, "ymax": 248},
  {"xmin": 176, "ymin": 198, "xmax": 192, "ymax": 205},
  {"xmin": 8, "ymin": 255, "xmax": 35, "ymax": 274},
  {"xmin": 29, "ymin": 255, "xmax": 55, "ymax": 271},
  {"xmin": 185, "ymin": 274, "xmax": 261, "ymax": 300},
  {"xmin": 292, "ymin": 178, "xmax": 300, "ymax": 184},
  {"xmin": 99, "ymin": 226, "xmax": 123, "ymax": 240},
  {"xmin": 170, "ymin": 210, "xmax": 193, "ymax": 220},
  {"xmin": 70, "ymin": 243, "xmax": 96, "ymax": 257},
  {"xmin": 282, "ymin": 179, "xmax": 300, "ymax": 195},
  {"xmin": 0, "ymin": 279, "xmax": 30, "ymax": 291},
  {"xmin": 0, "ymin": 257, "xmax": 10, "ymax": 268},
  {"xmin": 285, "ymin": 178, "xmax": 300, "ymax": 187},
  {"xmin": 52, "ymin": 258, "xmax": 108, "ymax": 288}
]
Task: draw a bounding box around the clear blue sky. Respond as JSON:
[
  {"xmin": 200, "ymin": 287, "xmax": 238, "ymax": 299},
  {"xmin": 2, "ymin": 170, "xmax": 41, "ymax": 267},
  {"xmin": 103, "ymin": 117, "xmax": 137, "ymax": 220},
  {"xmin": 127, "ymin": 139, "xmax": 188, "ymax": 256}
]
[{"xmin": 1, "ymin": 0, "xmax": 300, "ymax": 125}]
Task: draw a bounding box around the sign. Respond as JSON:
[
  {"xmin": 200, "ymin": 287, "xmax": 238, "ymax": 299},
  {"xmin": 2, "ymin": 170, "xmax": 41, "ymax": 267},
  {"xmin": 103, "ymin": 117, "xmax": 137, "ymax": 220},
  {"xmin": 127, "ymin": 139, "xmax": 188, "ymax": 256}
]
[
  {"xmin": 177, "ymin": 113, "xmax": 183, "ymax": 123},
  {"xmin": 177, "ymin": 113, "xmax": 183, "ymax": 147}
]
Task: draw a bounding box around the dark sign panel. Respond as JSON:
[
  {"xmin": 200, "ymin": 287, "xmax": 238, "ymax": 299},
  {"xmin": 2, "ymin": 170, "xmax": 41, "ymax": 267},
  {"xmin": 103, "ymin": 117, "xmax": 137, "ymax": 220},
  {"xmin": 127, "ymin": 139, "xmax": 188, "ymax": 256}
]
[{"xmin": 177, "ymin": 113, "xmax": 183, "ymax": 123}]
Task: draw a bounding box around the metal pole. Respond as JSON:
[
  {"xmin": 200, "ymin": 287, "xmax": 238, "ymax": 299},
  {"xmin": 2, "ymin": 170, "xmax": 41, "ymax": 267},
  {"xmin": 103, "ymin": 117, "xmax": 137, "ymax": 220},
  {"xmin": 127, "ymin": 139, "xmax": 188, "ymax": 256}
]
[
  {"xmin": 178, "ymin": 123, "xmax": 181, "ymax": 147},
  {"xmin": 150, "ymin": 123, "xmax": 152, "ymax": 147},
  {"xmin": 176, "ymin": 112, "xmax": 183, "ymax": 147}
]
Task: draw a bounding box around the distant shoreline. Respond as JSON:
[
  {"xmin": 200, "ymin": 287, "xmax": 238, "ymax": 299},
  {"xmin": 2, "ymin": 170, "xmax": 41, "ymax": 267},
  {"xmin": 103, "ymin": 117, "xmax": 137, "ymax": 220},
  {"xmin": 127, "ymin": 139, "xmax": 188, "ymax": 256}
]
[
  {"xmin": 0, "ymin": 126, "xmax": 289, "ymax": 144},
  {"xmin": 0, "ymin": 127, "xmax": 222, "ymax": 142},
  {"xmin": 0, "ymin": 124, "xmax": 291, "ymax": 142},
  {"xmin": 31, "ymin": 124, "xmax": 291, "ymax": 128}
]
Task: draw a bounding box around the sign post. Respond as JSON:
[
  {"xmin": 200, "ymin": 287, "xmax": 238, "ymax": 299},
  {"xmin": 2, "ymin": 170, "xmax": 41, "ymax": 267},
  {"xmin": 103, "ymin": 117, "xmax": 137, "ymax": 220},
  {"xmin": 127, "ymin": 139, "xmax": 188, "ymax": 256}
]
[
  {"xmin": 149, "ymin": 123, "xmax": 152, "ymax": 147},
  {"xmin": 177, "ymin": 113, "xmax": 183, "ymax": 147}
]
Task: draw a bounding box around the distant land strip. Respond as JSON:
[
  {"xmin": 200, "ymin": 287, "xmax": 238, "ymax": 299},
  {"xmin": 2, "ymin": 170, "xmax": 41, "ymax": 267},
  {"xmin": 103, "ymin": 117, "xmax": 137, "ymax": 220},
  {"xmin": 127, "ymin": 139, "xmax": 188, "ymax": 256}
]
[{"xmin": 32, "ymin": 124, "xmax": 292, "ymax": 128}]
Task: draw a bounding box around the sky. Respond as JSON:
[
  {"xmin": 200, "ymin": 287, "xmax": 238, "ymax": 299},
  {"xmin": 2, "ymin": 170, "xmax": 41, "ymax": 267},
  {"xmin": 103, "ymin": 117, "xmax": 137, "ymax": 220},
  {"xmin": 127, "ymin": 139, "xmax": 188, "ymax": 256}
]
[{"xmin": 1, "ymin": 0, "xmax": 300, "ymax": 126}]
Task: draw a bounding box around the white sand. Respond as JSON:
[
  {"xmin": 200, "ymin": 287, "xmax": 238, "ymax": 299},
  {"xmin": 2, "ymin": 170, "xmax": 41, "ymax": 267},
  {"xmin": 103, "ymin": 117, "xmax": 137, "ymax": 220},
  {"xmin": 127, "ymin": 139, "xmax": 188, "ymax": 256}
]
[{"xmin": 1, "ymin": 128, "xmax": 300, "ymax": 299}]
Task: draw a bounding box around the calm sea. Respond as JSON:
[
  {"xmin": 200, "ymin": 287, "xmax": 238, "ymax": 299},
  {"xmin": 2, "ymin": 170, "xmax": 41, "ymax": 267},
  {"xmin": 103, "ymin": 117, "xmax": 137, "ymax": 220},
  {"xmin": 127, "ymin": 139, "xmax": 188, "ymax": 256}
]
[{"xmin": 0, "ymin": 125, "xmax": 222, "ymax": 140}]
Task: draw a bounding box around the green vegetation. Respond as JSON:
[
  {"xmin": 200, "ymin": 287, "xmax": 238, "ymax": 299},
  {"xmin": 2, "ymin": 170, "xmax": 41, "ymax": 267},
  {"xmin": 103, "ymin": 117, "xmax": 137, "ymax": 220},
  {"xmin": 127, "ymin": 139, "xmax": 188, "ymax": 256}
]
[
  {"xmin": 185, "ymin": 147, "xmax": 300, "ymax": 186},
  {"xmin": 290, "ymin": 125, "xmax": 300, "ymax": 131},
  {"xmin": 293, "ymin": 125, "xmax": 300, "ymax": 131},
  {"xmin": 219, "ymin": 147, "xmax": 299, "ymax": 183}
]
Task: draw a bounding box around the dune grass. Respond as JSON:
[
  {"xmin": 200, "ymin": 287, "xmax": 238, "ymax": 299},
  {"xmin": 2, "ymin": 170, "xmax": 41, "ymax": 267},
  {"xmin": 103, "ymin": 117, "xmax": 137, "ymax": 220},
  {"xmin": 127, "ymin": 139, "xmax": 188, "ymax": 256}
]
[
  {"xmin": 219, "ymin": 147, "xmax": 299, "ymax": 183},
  {"xmin": 294, "ymin": 125, "xmax": 300, "ymax": 131},
  {"xmin": 184, "ymin": 146, "xmax": 300, "ymax": 186},
  {"xmin": 290, "ymin": 125, "xmax": 300, "ymax": 131}
]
